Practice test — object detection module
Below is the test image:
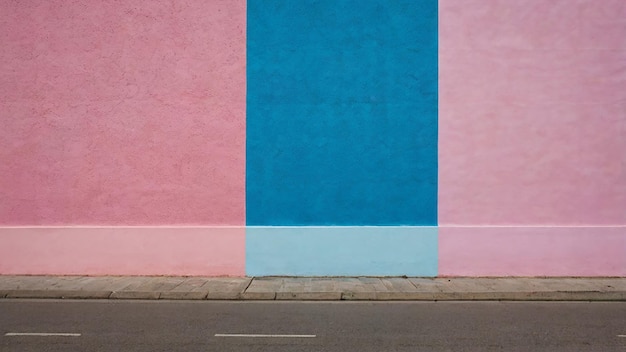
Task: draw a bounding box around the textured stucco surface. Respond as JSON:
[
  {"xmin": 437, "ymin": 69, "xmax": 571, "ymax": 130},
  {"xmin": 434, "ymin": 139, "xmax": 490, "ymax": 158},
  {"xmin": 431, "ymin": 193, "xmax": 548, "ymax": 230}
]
[
  {"xmin": 246, "ymin": 227, "xmax": 438, "ymax": 276},
  {"xmin": 438, "ymin": 0, "xmax": 626, "ymax": 225},
  {"xmin": 0, "ymin": 0, "xmax": 246, "ymax": 225},
  {"xmin": 1, "ymin": 0, "xmax": 624, "ymax": 277},
  {"xmin": 439, "ymin": 226, "xmax": 626, "ymax": 276},
  {"xmin": 0, "ymin": 227, "xmax": 245, "ymax": 276},
  {"xmin": 246, "ymin": 0, "xmax": 438, "ymax": 225}
]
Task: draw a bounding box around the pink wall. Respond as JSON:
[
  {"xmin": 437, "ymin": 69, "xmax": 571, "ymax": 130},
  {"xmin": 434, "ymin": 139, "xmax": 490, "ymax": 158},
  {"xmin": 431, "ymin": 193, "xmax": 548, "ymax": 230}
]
[
  {"xmin": 0, "ymin": 0, "xmax": 246, "ymax": 225},
  {"xmin": 0, "ymin": 1, "xmax": 246, "ymax": 275},
  {"xmin": 1, "ymin": 0, "xmax": 624, "ymax": 277},
  {"xmin": 438, "ymin": 0, "xmax": 626, "ymax": 275},
  {"xmin": 439, "ymin": 0, "xmax": 626, "ymax": 226}
]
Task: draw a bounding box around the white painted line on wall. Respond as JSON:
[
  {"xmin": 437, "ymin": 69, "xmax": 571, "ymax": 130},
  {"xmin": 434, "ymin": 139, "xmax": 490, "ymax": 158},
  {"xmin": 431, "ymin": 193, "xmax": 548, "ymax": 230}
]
[
  {"xmin": 5, "ymin": 332, "xmax": 81, "ymax": 337},
  {"xmin": 215, "ymin": 334, "xmax": 316, "ymax": 338}
]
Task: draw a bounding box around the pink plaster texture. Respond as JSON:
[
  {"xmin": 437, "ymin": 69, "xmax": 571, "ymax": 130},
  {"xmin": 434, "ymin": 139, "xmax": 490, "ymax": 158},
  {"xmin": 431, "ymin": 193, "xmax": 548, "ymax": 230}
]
[
  {"xmin": 439, "ymin": 226, "xmax": 626, "ymax": 276},
  {"xmin": 0, "ymin": 227, "xmax": 245, "ymax": 276},
  {"xmin": 0, "ymin": 1, "xmax": 246, "ymax": 225},
  {"xmin": 439, "ymin": 0, "xmax": 626, "ymax": 226}
]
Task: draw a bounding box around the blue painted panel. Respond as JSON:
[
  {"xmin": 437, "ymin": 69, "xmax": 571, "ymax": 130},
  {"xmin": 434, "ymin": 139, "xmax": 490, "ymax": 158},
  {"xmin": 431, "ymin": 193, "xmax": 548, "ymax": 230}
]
[
  {"xmin": 246, "ymin": 227, "xmax": 438, "ymax": 276},
  {"xmin": 247, "ymin": 0, "xmax": 438, "ymax": 225}
]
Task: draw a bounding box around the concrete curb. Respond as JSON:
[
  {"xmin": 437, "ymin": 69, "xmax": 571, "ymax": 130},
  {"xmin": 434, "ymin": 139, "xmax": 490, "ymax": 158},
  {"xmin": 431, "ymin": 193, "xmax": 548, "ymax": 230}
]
[
  {"xmin": 241, "ymin": 292, "xmax": 276, "ymax": 300},
  {"xmin": 276, "ymin": 292, "xmax": 343, "ymax": 300},
  {"xmin": 206, "ymin": 292, "xmax": 243, "ymax": 300},
  {"xmin": 109, "ymin": 291, "xmax": 160, "ymax": 300},
  {"xmin": 342, "ymin": 292, "xmax": 379, "ymax": 300},
  {"xmin": 159, "ymin": 291, "xmax": 208, "ymax": 300},
  {"xmin": 5, "ymin": 290, "xmax": 112, "ymax": 299}
]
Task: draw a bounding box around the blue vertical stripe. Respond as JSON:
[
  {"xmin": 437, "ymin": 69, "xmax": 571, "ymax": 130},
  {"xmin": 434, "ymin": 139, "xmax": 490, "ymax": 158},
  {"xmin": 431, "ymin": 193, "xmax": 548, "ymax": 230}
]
[{"xmin": 246, "ymin": 0, "xmax": 438, "ymax": 225}]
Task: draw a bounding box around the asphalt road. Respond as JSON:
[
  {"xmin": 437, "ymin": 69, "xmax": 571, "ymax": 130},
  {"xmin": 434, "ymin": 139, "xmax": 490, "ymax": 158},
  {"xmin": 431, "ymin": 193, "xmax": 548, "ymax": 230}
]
[{"xmin": 0, "ymin": 300, "xmax": 625, "ymax": 351}]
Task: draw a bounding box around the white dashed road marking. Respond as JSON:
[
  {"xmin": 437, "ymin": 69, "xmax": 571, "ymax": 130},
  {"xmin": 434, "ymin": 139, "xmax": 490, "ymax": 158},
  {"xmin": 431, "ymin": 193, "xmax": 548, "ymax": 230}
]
[
  {"xmin": 5, "ymin": 333, "xmax": 81, "ymax": 337},
  {"xmin": 215, "ymin": 334, "xmax": 316, "ymax": 338}
]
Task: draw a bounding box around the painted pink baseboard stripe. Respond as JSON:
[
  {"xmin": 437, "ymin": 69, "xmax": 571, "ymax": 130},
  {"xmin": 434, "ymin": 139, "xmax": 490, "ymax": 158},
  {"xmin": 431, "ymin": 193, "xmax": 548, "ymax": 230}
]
[
  {"xmin": 439, "ymin": 227, "xmax": 626, "ymax": 277},
  {"xmin": 0, "ymin": 227, "xmax": 245, "ymax": 276}
]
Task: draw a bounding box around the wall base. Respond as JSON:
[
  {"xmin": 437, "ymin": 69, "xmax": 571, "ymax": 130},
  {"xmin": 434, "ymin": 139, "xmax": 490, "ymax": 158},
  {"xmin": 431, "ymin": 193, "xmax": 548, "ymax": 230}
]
[
  {"xmin": 0, "ymin": 227, "xmax": 245, "ymax": 276},
  {"xmin": 439, "ymin": 226, "xmax": 626, "ymax": 276},
  {"xmin": 246, "ymin": 226, "xmax": 438, "ymax": 276},
  {"xmin": 1, "ymin": 226, "xmax": 623, "ymax": 276}
]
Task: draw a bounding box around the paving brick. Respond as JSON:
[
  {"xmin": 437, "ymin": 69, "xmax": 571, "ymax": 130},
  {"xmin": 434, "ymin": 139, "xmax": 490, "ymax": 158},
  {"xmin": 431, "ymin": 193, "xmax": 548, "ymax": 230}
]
[
  {"xmin": 78, "ymin": 277, "xmax": 140, "ymax": 292},
  {"xmin": 380, "ymin": 278, "xmax": 419, "ymax": 292},
  {"xmin": 2, "ymin": 276, "xmax": 59, "ymax": 290},
  {"xmin": 119, "ymin": 277, "xmax": 186, "ymax": 292},
  {"xmin": 599, "ymin": 278, "xmax": 626, "ymax": 291},
  {"xmin": 439, "ymin": 278, "xmax": 495, "ymax": 293},
  {"xmin": 356, "ymin": 278, "xmax": 388, "ymax": 292},
  {"xmin": 168, "ymin": 277, "xmax": 213, "ymax": 292},
  {"xmin": 408, "ymin": 278, "xmax": 446, "ymax": 292},
  {"xmin": 245, "ymin": 278, "xmax": 282, "ymax": 293}
]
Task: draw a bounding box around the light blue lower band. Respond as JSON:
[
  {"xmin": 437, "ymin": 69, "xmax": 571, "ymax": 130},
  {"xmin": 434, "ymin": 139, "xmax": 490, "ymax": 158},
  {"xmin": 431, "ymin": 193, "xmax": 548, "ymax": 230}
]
[{"xmin": 246, "ymin": 227, "xmax": 438, "ymax": 276}]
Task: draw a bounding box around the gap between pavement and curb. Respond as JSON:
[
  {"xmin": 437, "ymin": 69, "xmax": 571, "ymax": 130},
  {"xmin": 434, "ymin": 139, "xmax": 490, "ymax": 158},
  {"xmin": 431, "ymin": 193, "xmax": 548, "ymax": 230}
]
[{"xmin": 0, "ymin": 276, "xmax": 624, "ymax": 301}]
